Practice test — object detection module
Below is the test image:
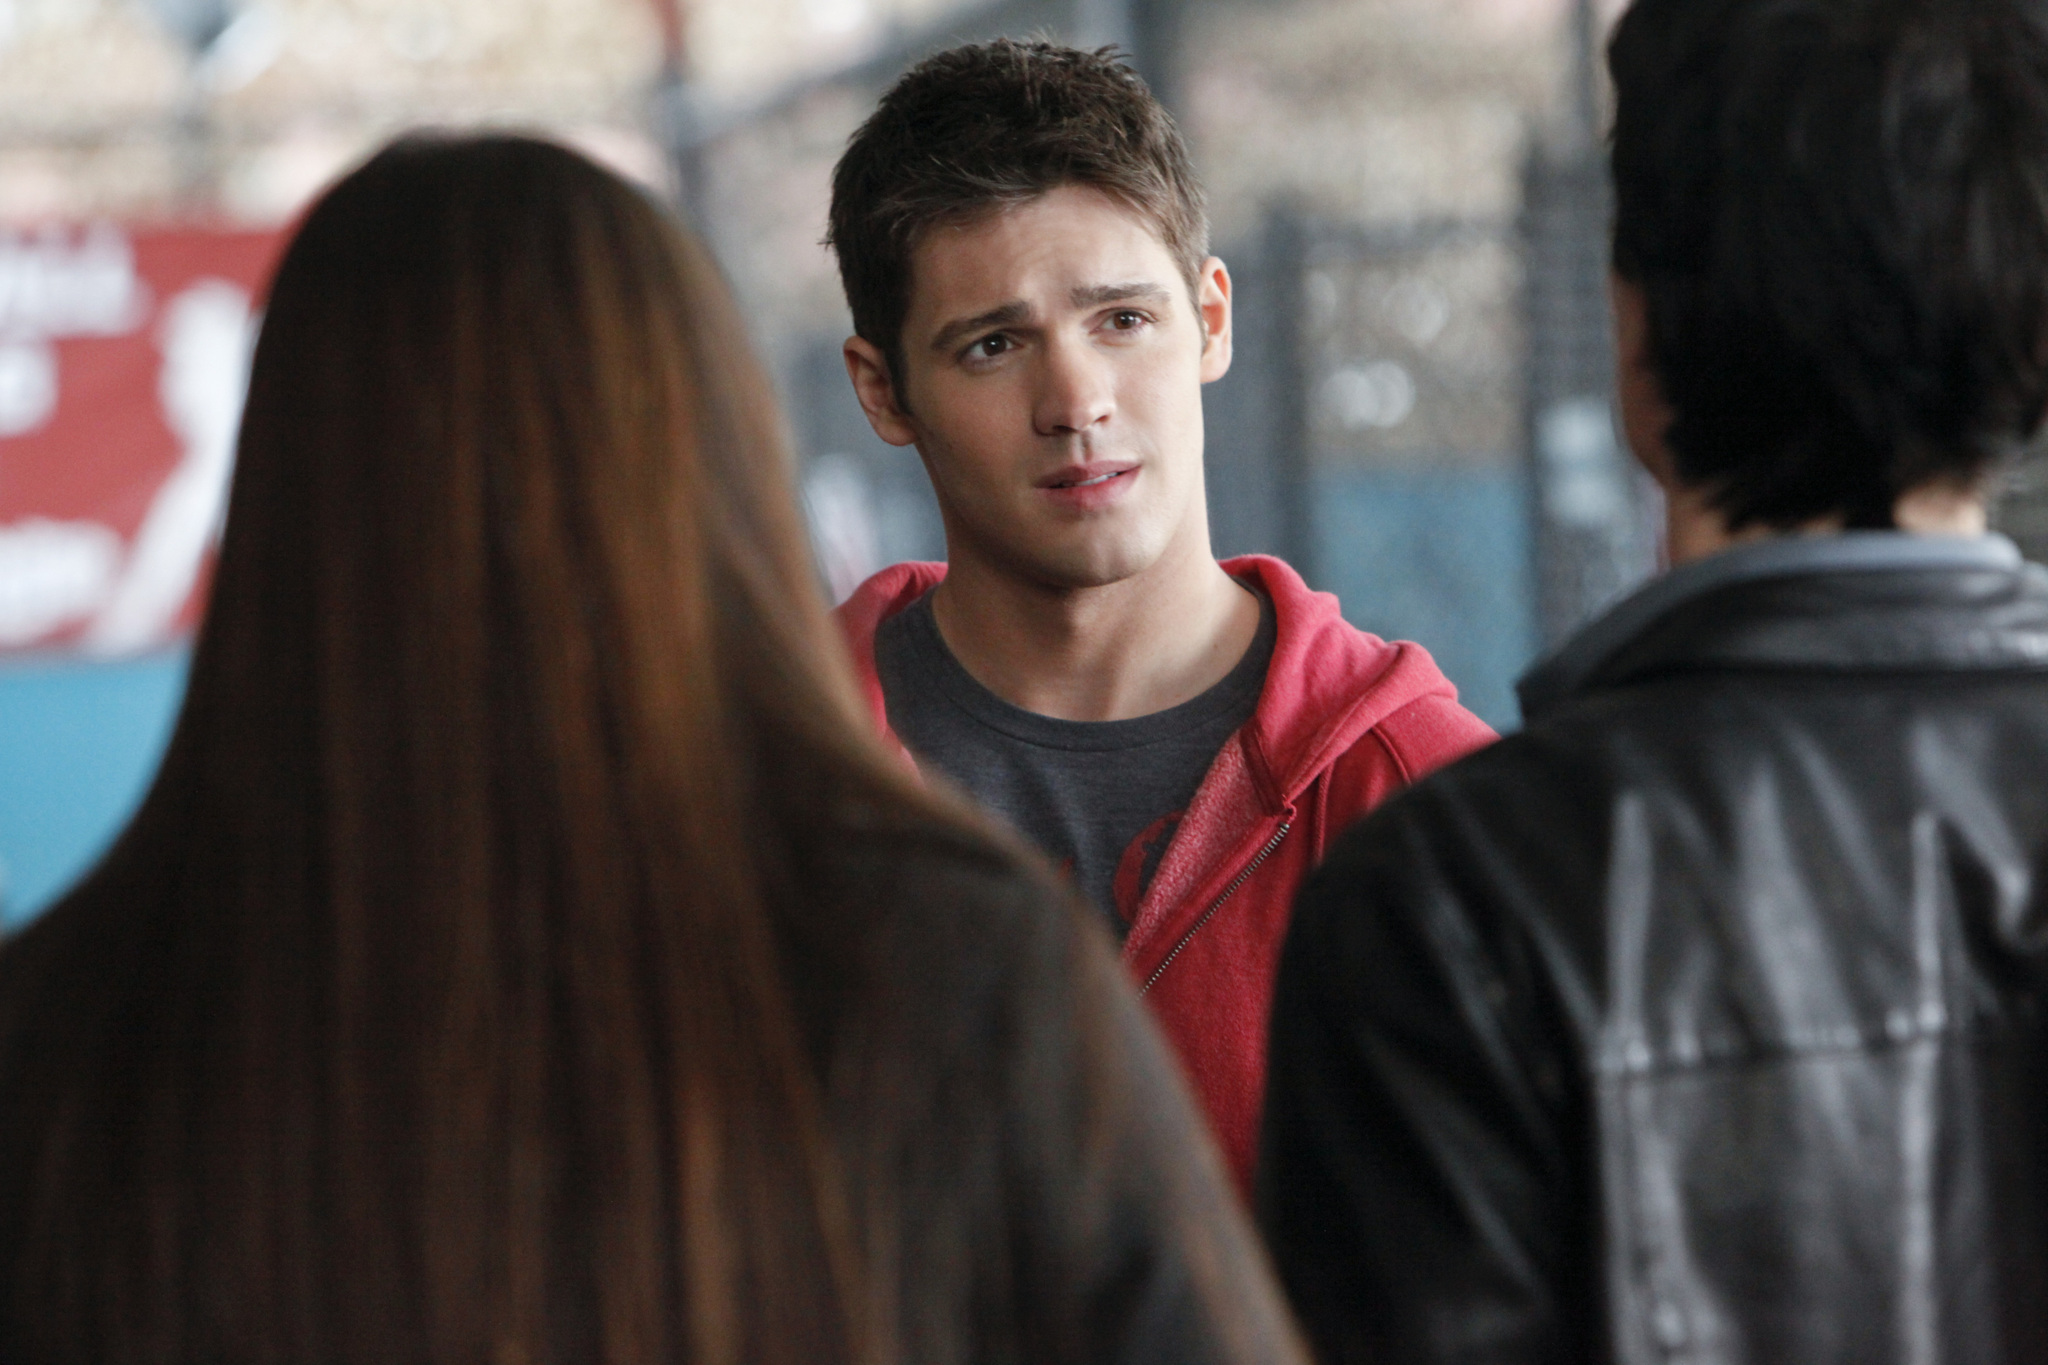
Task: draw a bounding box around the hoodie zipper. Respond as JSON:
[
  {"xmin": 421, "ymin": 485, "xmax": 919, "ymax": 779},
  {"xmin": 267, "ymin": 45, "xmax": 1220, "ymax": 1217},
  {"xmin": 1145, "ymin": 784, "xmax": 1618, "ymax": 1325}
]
[{"xmin": 1140, "ymin": 820, "xmax": 1293, "ymax": 995}]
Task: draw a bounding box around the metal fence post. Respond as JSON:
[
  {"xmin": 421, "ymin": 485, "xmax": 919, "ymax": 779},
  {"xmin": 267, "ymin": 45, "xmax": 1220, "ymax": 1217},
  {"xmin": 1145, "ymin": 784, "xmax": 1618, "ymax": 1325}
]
[{"xmin": 1265, "ymin": 206, "xmax": 1317, "ymax": 587}]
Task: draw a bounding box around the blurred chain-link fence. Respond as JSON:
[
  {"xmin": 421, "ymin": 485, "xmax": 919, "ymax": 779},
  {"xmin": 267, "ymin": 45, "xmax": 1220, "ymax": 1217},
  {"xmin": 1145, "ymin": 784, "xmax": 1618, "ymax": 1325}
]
[{"xmin": 1241, "ymin": 209, "xmax": 1534, "ymax": 725}]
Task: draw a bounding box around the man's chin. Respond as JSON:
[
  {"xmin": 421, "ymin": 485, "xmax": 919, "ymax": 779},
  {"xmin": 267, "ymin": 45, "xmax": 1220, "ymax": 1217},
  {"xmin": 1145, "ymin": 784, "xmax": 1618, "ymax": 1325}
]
[{"xmin": 1002, "ymin": 538, "xmax": 1165, "ymax": 592}]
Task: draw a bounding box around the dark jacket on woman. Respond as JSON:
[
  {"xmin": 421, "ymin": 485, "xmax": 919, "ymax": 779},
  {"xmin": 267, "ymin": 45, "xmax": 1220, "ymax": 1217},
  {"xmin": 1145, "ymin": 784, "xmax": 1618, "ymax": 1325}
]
[
  {"xmin": 1258, "ymin": 533, "xmax": 2048, "ymax": 1365},
  {"xmin": 788, "ymin": 822, "xmax": 1308, "ymax": 1364},
  {"xmin": 0, "ymin": 814, "xmax": 1305, "ymax": 1364}
]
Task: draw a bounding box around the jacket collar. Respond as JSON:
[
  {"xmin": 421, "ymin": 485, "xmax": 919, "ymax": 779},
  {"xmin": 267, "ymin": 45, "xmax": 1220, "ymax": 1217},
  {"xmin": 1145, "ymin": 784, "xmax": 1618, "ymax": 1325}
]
[
  {"xmin": 1518, "ymin": 532, "xmax": 2048, "ymax": 722},
  {"xmin": 835, "ymin": 555, "xmax": 1455, "ymax": 810}
]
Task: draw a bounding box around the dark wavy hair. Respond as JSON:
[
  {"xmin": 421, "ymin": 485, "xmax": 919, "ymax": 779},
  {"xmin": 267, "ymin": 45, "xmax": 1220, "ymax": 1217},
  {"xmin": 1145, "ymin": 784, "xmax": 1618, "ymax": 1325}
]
[
  {"xmin": 827, "ymin": 38, "xmax": 1208, "ymax": 397},
  {"xmin": 1609, "ymin": 0, "xmax": 2048, "ymax": 527}
]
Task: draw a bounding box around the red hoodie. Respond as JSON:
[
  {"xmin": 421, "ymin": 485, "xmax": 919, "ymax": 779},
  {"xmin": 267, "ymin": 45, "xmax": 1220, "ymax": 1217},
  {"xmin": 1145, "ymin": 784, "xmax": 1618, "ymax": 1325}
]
[{"xmin": 837, "ymin": 554, "xmax": 1495, "ymax": 1192}]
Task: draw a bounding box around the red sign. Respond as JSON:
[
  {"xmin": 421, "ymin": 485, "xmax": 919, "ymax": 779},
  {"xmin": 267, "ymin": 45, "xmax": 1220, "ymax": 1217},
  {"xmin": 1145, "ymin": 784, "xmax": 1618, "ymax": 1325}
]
[{"xmin": 0, "ymin": 225, "xmax": 283, "ymax": 655}]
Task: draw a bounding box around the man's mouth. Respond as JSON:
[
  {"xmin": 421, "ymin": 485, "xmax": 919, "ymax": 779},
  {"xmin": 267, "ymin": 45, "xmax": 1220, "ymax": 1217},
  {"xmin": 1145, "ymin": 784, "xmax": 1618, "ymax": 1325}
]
[{"xmin": 1041, "ymin": 462, "xmax": 1138, "ymax": 490}]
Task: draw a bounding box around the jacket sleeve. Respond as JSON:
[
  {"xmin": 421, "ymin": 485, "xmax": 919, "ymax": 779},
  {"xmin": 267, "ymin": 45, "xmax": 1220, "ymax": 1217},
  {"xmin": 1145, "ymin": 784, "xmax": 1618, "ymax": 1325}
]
[
  {"xmin": 825, "ymin": 837, "xmax": 1309, "ymax": 1365},
  {"xmin": 1318, "ymin": 693, "xmax": 1497, "ymax": 864},
  {"xmin": 1019, "ymin": 888, "xmax": 1313, "ymax": 1365},
  {"xmin": 1256, "ymin": 790, "xmax": 1599, "ymax": 1365}
]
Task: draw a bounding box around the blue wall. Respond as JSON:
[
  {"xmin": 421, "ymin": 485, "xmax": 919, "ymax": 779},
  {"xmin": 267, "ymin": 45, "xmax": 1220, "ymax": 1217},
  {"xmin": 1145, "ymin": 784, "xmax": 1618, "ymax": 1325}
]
[
  {"xmin": 0, "ymin": 650, "xmax": 188, "ymax": 929},
  {"xmin": 1311, "ymin": 468, "xmax": 1536, "ymax": 731}
]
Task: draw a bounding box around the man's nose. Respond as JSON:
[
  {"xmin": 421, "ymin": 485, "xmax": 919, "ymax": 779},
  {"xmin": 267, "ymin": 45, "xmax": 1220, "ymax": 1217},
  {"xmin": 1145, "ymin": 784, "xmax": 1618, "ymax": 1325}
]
[{"xmin": 1033, "ymin": 334, "xmax": 1115, "ymax": 436}]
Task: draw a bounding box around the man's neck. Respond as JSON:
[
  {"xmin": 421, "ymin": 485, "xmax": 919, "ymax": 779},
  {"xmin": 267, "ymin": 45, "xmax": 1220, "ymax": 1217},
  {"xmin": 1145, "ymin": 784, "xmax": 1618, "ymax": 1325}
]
[
  {"xmin": 1663, "ymin": 479, "xmax": 1989, "ymax": 568},
  {"xmin": 929, "ymin": 538, "xmax": 1262, "ymax": 723}
]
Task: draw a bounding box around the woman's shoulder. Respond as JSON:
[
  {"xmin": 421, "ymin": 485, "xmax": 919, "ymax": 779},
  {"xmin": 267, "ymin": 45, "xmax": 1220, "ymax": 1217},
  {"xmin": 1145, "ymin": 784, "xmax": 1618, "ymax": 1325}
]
[
  {"xmin": 820, "ymin": 807, "xmax": 1075, "ymax": 936},
  {"xmin": 819, "ymin": 815, "xmax": 1055, "ymax": 909},
  {"xmin": 799, "ymin": 818, "xmax": 1085, "ymax": 1033},
  {"xmin": 801, "ymin": 817, "xmax": 1310, "ymax": 1365}
]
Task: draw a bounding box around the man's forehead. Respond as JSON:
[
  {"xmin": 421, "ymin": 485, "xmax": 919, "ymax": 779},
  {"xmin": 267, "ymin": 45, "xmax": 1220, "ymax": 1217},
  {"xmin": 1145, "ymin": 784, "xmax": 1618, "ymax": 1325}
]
[
  {"xmin": 921, "ymin": 181, "xmax": 1161, "ymax": 239},
  {"xmin": 906, "ymin": 185, "xmax": 1179, "ymax": 306}
]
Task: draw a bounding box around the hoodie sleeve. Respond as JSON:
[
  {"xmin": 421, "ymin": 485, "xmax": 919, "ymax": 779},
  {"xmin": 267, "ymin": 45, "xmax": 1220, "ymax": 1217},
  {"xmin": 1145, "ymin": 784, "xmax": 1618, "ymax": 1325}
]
[
  {"xmin": 1373, "ymin": 691, "xmax": 1499, "ymax": 783},
  {"xmin": 1316, "ymin": 692, "xmax": 1497, "ymax": 862}
]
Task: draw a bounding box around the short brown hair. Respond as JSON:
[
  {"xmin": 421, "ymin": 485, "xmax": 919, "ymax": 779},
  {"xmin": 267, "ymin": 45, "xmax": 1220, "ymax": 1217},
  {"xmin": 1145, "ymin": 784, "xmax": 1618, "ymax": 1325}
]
[{"xmin": 827, "ymin": 39, "xmax": 1209, "ymax": 388}]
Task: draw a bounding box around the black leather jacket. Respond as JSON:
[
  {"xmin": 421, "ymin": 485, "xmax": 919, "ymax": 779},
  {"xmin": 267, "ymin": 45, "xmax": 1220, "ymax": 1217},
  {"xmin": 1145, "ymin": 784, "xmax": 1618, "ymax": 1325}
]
[{"xmin": 1259, "ymin": 539, "xmax": 2048, "ymax": 1365}]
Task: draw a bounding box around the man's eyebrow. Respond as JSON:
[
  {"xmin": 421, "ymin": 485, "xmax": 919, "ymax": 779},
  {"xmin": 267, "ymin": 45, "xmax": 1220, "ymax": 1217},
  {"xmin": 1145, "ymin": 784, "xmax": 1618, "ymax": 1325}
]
[
  {"xmin": 1071, "ymin": 281, "xmax": 1174, "ymax": 309},
  {"xmin": 931, "ymin": 301, "xmax": 1032, "ymax": 353},
  {"xmin": 927, "ymin": 283, "xmax": 1175, "ymax": 354}
]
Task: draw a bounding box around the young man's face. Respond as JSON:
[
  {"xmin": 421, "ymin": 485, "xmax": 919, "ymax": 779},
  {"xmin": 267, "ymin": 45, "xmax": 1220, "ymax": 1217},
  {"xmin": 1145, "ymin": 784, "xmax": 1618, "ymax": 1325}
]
[{"xmin": 846, "ymin": 184, "xmax": 1233, "ymax": 590}]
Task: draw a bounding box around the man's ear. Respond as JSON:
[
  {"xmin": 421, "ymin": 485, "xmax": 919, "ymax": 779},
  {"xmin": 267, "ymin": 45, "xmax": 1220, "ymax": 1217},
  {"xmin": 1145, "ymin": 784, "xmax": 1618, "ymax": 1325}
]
[
  {"xmin": 1196, "ymin": 256, "xmax": 1234, "ymax": 384},
  {"xmin": 1610, "ymin": 272, "xmax": 1677, "ymax": 487},
  {"xmin": 844, "ymin": 336, "xmax": 918, "ymax": 448}
]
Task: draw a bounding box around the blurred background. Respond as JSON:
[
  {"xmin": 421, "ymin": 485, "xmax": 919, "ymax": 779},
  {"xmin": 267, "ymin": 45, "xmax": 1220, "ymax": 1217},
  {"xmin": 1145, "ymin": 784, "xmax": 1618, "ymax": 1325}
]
[{"xmin": 3, "ymin": 0, "xmax": 2037, "ymax": 928}]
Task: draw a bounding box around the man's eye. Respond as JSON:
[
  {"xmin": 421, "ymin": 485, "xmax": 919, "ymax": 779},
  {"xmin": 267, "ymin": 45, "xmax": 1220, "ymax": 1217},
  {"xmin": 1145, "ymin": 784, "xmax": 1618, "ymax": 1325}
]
[
  {"xmin": 972, "ymin": 334, "xmax": 1011, "ymax": 359},
  {"xmin": 1111, "ymin": 310, "xmax": 1149, "ymax": 330}
]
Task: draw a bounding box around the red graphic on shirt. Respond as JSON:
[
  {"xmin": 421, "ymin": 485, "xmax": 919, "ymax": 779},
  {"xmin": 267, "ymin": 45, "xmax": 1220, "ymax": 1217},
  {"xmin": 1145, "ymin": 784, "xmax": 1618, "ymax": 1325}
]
[{"xmin": 1113, "ymin": 810, "xmax": 1184, "ymax": 927}]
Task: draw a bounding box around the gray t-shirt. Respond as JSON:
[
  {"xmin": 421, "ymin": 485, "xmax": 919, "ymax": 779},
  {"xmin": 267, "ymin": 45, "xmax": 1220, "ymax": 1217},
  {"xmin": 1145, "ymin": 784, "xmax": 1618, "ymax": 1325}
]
[{"xmin": 874, "ymin": 587, "xmax": 1276, "ymax": 938}]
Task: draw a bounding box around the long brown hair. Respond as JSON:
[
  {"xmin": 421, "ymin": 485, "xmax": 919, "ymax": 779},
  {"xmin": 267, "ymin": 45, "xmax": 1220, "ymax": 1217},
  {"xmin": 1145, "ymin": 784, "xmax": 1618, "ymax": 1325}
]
[{"xmin": 0, "ymin": 134, "xmax": 975, "ymax": 1363}]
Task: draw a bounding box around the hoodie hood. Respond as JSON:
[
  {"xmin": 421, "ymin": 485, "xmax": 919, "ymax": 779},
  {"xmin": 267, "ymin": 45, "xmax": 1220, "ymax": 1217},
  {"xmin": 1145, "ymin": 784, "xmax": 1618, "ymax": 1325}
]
[
  {"xmin": 836, "ymin": 560, "xmax": 946, "ymax": 762},
  {"xmin": 1225, "ymin": 555, "xmax": 1459, "ymax": 808}
]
